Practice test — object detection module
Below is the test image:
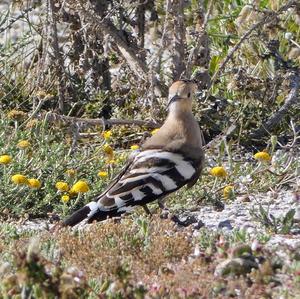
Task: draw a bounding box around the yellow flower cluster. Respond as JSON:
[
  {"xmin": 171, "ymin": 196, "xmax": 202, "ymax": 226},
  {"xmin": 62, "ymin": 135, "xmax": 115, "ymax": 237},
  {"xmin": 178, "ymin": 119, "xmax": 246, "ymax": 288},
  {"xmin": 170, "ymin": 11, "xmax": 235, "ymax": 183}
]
[
  {"xmin": 7, "ymin": 109, "xmax": 27, "ymax": 120},
  {"xmin": 11, "ymin": 174, "xmax": 28, "ymax": 185},
  {"xmin": 103, "ymin": 130, "xmax": 112, "ymax": 140},
  {"xmin": 71, "ymin": 180, "xmax": 89, "ymax": 193},
  {"xmin": 254, "ymin": 151, "xmax": 271, "ymax": 162},
  {"xmin": 130, "ymin": 144, "xmax": 139, "ymax": 150},
  {"xmin": 210, "ymin": 166, "xmax": 227, "ymax": 178},
  {"xmin": 55, "ymin": 181, "xmax": 69, "ymax": 192},
  {"xmin": 11, "ymin": 174, "xmax": 41, "ymax": 189},
  {"xmin": 65, "ymin": 169, "xmax": 76, "ymax": 177},
  {"xmin": 27, "ymin": 178, "xmax": 41, "ymax": 189},
  {"xmin": 223, "ymin": 185, "xmax": 234, "ymax": 200},
  {"xmin": 103, "ymin": 144, "xmax": 114, "ymax": 159},
  {"xmin": 17, "ymin": 140, "xmax": 30, "ymax": 149},
  {"xmin": 0, "ymin": 155, "xmax": 12, "ymax": 165},
  {"xmin": 25, "ymin": 119, "xmax": 38, "ymax": 129},
  {"xmin": 55, "ymin": 179, "xmax": 90, "ymax": 203},
  {"xmin": 98, "ymin": 171, "xmax": 108, "ymax": 178},
  {"xmin": 61, "ymin": 195, "xmax": 70, "ymax": 203}
]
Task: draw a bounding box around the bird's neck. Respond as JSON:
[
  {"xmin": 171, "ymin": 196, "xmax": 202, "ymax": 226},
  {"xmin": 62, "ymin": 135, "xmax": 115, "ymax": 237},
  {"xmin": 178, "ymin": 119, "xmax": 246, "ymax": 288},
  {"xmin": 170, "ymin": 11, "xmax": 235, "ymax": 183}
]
[
  {"xmin": 167, "ymin": 106, "xmax": 194, "ymax": 122},
  {"xmin": 167, "ymin": 101, "xmax": 193, "ymax": 116}
]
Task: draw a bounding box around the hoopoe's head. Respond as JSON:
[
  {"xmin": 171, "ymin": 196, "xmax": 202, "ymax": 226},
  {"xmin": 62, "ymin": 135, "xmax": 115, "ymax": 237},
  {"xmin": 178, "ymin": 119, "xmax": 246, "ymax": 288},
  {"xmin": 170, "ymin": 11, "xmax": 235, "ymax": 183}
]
[{"xmin": 167, "ymin": 80, "xmax": 197, "ymax": 113}]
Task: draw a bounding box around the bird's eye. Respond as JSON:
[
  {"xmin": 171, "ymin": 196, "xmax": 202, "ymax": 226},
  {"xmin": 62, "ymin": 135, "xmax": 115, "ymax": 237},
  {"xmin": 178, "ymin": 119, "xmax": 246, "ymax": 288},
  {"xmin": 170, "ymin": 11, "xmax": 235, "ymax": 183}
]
[{"xmin": 187, "ymin": 92, "xmax": 191, "ymax": 98}]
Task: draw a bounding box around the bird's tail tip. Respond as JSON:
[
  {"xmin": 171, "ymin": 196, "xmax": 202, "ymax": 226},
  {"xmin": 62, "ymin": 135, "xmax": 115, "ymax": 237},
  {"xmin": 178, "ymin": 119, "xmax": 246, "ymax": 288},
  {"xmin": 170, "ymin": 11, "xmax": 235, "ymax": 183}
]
[{"xmin": 63, "ymin": 202, "xmax": 99, "ymax": 227}]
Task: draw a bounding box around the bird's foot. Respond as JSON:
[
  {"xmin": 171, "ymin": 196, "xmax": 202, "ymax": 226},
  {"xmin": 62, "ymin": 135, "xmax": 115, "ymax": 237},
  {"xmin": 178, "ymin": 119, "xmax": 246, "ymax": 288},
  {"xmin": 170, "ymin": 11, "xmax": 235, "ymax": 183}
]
[
  {"xmin": 160, "ymin": 211, "xmax": 204, "ymax": 229},
  {"xmin": 158, "ymin": 199, "xmax": 167, "ymax": 210}
]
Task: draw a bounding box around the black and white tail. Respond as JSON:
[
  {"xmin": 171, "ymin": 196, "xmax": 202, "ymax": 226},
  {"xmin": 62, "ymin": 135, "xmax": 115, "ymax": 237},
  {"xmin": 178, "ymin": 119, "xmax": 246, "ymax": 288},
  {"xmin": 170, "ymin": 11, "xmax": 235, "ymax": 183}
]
[{"xmin": 63, "ymin": 149, "xmax": 201, "ymax": 226}]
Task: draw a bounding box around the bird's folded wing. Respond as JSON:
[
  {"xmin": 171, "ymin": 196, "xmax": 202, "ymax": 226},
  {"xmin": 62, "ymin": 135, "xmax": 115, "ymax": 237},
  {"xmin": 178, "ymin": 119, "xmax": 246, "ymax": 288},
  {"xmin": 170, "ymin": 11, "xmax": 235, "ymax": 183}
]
[{"xmin": 94, "ymin": 149, "xmax": 200, "ymax": 213}]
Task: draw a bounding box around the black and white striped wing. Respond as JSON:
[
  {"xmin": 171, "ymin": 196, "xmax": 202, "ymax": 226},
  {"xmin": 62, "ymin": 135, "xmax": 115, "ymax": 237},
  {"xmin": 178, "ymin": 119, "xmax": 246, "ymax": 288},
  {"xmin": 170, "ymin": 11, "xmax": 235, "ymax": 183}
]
[
  {"xmin": 63, "ymin": 149, "xmax": 201, "ymax": 226},
  {"xmin": 88, "ymin": 150, "xmax": 199, "ymax": 219}
]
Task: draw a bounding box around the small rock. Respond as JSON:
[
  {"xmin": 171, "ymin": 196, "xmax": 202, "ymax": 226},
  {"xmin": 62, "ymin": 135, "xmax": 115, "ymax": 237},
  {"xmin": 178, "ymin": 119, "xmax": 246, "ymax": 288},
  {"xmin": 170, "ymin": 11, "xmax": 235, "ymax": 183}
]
[
  {"xmin": 213, "ymin": 200, "xmax": 225, "ymax": 211},
  {"xmin": 218, "ymin": 220, "xmax": 233, "ymax": 230},
  {"xmin": 240, "ymin": 195, "xmax": 251, "ymax": 202},
  {"xmin": 171, "ymin": 215, "xmax": 198, "ymax": 227},
  {"xmin": 48, "ymin": 213, "xmax": 60, "ymax": 223},
  {"xmin": 193, "ymin": 220, "xmax": 205, "ymax": 230}
]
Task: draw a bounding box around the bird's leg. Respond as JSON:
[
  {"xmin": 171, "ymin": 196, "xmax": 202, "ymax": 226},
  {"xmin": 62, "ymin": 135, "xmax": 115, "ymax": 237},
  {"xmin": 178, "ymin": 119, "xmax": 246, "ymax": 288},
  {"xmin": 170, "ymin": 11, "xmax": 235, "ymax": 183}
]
[
  {"xmin": 158, "ymin": 198, "xmax": 170, "ymax": 212},
  {"xmin": 158, "ymin": 199, "xmax": 166, "ymax": 210},
  {"xmin": 142, "ymin": 205, "xmax": 152, "ymax": 216}
]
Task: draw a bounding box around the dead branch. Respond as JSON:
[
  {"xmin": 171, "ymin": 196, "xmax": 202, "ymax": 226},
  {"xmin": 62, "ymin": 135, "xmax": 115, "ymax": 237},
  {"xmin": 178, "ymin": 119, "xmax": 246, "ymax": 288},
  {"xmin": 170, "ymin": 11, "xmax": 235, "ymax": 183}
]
[
  {"xmin": 170, "ymin": 0, "xmax": 186, "ymax": 80},
  {"xmin": 49, "ymin": 0, "xmax": 66, "ymax": 113},
  {"xmin": 78, "ymin": 2, "xmax": 168, "ymax": 96},
  {"xmin": 136, "ymin": 0, "xmax": 146, "ymax": 48},
  {"xmin": 250, "ymin": 69, "xmax": 300, "ymax": 139},
  {"xmin": 100, "ymin": 20, "xmax": 148, "ymax": 80},
  {"xmin": 35, "ymin": 112, "xmax": 160, "ymax": 129}
]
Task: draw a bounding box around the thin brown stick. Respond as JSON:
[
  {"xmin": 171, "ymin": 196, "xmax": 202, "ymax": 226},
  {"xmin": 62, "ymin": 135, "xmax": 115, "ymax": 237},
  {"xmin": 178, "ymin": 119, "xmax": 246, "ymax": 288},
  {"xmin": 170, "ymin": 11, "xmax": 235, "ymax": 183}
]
[{"xmin": 36, "ymin": 112, "xmax": 160, "ymax": 129}]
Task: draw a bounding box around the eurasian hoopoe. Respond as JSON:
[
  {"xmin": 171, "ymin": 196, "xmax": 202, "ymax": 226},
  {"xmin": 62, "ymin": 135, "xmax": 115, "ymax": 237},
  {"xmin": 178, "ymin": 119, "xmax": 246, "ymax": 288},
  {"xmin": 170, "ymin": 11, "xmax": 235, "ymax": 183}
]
[{"xmin": 63, "ymin": 80, "xmax": 205, "ymax": 226}]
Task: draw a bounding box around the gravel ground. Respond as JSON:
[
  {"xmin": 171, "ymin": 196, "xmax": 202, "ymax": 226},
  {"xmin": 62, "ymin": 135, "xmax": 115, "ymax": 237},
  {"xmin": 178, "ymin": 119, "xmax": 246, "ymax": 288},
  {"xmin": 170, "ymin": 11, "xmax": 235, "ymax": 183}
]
[{"xmin": 14, "ymin": 189, "xmax": 300, "ymax": 250}]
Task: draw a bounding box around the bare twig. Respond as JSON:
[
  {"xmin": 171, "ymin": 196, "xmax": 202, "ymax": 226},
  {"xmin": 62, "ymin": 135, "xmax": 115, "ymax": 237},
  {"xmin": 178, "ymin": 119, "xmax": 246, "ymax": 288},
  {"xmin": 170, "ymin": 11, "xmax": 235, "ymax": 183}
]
[
  {"xmin": 100, "ymin": 19, "xmax": 148, "ymax": 80},
  {"xmin": 35, "ymin": 112, "xmax": 160, "ymax": 129},
  {"xmin": 49, "ymin": 0, "xmax": 66, "ymax": 113},
  {"xmin": 277, "ymin": 120, "xmax": 300, "ymax": 149},
  {"xmin": 250, "ymin": 69, "xmax": 299, "ymax": 139},
  {"xmin": 203, "ymin": 123, "xmax": 237, "ymax": 149},
  {"xmin": 77, "ymin": 2, "xmax": 168, "ymax": 96},
  {"xmin": 170, "ymin": 0, "xmax": 186, "ymax": 80}
]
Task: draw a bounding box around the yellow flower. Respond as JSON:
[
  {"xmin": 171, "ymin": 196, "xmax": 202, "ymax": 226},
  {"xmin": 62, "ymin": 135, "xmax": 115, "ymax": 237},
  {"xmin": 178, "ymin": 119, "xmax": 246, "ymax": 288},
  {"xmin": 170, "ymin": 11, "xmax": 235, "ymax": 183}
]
[
  {"xmin": 151, "ymin": 128, "xmax": 160, "ymax": 135},
  {"xmin": 71, "ymin": 180, "xmax": 89, "ymax": 193},
  {"xmin": 130, "ymin": 144, "xmax": 139, "ymax": 150},
  {"xmin": 11, "ymin": 174, "xmax": 28, "ymax": 185},
  {"xmin": 7, "ymin": 109, "xmax": 26, "ymax": 120},
  {"xmin": 0, "ymin": 155, "xmax": 12, "ymax": 165},
  {"xmin": 55, "ymin": 181, "xmax": 69, "ymax": 192},
  {"xmin": 25, "ymin": 119, "xmax": 38, "ymax": 129},
  {"xmin": 61, "ymin": 195, "xmax": 70, "ymax": 203},
  {"xmin": 98, "ymin": 171, "xmax": 108, "ymax": 178},
  {"xmin": 35, "ymin": 90, "xmax": 48, "ymax": 98},
  {"xmin": 223, "ymin": 185, "xmax": 234, "ymax": 199},
  {"xmin": 106, "ymin": 159, "xmax": 116, "ymax": 165},
  {"xmin": 254, "ymin": 151, "xmax": 271, "ymax": 162},
  {"xmin": 210, "ymin": 166, "xmax": 227, "ymax": 178},
  {"xmin": 27, "ymin": 178, "xmax": 41, "ymax": 189},
  {"xmin": 17, "ymin": 140, "xmax": 30, "ymax": 149},
  {"xmin": 103, "ymin": 130, "xmax": 112, "ymax": 140},
  {"xmin": 103, "ymin": 144, "xmax": 114, "ymax": 158},
  {"xmin": 65, "ymin": 169, "xmax": 76, "ymax": 177}
]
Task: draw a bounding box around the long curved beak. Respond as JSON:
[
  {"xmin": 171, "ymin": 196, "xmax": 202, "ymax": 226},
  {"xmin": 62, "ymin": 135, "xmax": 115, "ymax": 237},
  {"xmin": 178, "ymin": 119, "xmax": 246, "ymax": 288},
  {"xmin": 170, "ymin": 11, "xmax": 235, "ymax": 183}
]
[{"xmin": 167, "ymin": 94, "xmax": 181, "ymax": 109}]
